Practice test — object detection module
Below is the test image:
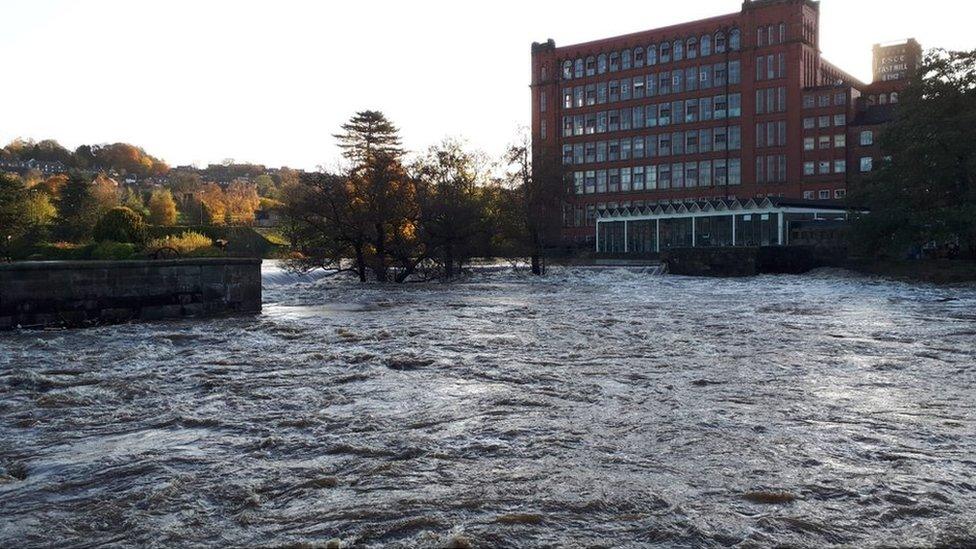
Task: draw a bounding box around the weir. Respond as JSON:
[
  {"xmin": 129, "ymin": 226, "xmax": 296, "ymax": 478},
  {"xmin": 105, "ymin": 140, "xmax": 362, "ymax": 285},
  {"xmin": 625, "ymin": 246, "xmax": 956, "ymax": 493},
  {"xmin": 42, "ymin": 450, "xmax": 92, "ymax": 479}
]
[{"xmin": 0, "ymin": 258, "xmax": 262, "ymax": 330}]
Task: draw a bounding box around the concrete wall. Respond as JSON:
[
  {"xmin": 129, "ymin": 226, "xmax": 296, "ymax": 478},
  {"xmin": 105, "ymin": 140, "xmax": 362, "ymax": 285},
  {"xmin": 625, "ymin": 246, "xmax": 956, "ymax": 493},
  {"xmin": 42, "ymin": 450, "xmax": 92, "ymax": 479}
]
[
  {"xmin": 662, "ymin": 246, "xmax": 835, "ymax": 277},
  {"xmin": 0, "ymin": 258, "xmax": 261, "ymax": 330}
]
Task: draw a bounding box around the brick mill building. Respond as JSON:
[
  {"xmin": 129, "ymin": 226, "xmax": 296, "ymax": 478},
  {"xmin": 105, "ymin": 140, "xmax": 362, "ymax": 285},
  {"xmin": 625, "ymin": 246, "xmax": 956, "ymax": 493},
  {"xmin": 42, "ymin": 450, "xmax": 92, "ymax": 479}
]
[{"xmin": 530, "ymin": 0, "xmax": 921, "ymax": 251}]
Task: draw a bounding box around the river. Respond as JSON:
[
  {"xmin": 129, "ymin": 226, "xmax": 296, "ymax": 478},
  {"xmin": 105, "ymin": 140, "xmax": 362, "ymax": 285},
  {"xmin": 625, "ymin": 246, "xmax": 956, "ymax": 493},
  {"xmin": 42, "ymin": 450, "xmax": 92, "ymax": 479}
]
[{"xmin": 2, "ymin": 265, "xmax": 975, "ymax": 548}]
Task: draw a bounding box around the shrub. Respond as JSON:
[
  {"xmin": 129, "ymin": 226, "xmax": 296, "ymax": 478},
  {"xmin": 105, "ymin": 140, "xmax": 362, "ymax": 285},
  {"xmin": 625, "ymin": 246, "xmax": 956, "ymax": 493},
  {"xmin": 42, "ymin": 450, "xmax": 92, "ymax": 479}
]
[
  {"xmin": 89, "ymin": 241, "xmax": 137, "ymax": 260},
  {"xmin": 146, "ymin": 231, "xmax": 214, "ymax": 256},
  {"xmin": 93, "ymin": 207, "xmax": 147, "ymax": 244}
]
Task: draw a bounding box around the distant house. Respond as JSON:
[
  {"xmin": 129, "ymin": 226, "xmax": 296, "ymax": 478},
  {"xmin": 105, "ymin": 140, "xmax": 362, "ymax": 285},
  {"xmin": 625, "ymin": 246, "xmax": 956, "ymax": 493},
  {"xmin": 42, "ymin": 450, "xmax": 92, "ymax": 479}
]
[{"xmin": 0, "ymin": 158, "xmax": 68, "ymax": 175}]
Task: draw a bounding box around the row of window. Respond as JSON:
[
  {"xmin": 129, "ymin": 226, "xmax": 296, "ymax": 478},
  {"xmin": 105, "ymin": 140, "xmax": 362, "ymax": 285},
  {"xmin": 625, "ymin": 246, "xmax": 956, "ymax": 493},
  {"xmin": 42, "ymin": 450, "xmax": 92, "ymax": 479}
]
[
  {"xmin": 803, "ymin": 91, "xmax": 849, "ymax": 109},
  {"xmin": 803, "ymin": 114, "xmax": 847, "ymax": 129},
  {"xmin": 561, "ymin": 94, "xmax": 743, "ymax": 137},
  {"xmin": 755, "ymin": 155, "xmax": 788, "ymax": 184},
  {"xmin": 561, "ymin": 29, "xmax": 742, "ymax": 81},
  {"xmin": 803, "ymin": 160, "xmax": 848, "ymax": 176},
  {"xmin": 804, "ymin": 189, "xmax": 847, "ymax": 200},
  {"xmin": 562, "ymin": 126, "xmax": 743, "ymax": 166},
  {"xmin": 559, "ymin": 61, "xmax": 742, "ymax": 110},
  {"xmin": 804, "ymin": 134, "xmax": 846, "ymax": 150},
  {"xmin": 570, "ymin": 158, "xmax": 743, "ymax": 195}
]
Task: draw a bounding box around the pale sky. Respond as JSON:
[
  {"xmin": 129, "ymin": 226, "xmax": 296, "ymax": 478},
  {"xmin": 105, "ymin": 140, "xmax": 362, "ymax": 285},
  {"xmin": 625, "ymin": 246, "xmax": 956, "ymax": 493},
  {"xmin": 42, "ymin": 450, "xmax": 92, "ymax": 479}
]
[{"xmin": 0, "ymin": 0, "xmax": 971, "ymax": 170}]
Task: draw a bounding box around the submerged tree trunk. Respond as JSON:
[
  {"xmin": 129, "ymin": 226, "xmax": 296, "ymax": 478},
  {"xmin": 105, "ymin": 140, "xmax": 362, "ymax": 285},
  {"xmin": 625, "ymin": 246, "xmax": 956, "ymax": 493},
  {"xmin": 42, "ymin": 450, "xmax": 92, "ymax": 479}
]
[{"xmin": 354, "ymin": 243, "xmax": 367, "ymax": 282}]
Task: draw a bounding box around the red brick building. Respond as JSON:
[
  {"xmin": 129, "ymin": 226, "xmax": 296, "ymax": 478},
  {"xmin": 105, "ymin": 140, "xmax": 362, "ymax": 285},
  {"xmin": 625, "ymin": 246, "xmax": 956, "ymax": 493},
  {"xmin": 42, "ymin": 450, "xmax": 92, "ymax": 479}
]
[{"xmin": 530, "ymin": 0, "xmax": 920, "ymax": 245}]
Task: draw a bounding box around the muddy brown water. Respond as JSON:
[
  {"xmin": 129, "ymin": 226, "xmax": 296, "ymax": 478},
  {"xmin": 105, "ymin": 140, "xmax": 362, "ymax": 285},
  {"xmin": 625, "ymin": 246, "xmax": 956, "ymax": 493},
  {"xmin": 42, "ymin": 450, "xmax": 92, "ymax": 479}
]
[{"xmin": 2, "ymin": 265, "xmax": 975, "ymax": 548}]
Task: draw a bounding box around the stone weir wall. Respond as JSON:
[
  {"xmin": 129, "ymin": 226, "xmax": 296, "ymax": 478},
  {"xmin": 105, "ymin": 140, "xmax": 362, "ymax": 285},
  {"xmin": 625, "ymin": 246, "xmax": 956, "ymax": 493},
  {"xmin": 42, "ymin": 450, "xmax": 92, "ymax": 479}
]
[{"xmin": 0, "ymin": 258, "xmax": 261, "ymax": 330}]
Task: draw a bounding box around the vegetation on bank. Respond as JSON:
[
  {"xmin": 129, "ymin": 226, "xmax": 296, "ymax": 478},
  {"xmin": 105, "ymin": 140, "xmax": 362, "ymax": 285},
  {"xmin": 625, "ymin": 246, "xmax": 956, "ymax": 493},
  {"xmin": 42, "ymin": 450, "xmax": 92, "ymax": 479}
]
[{"xmin": 850, "ymin": 49, "xmax": 976, "ymax": 261}]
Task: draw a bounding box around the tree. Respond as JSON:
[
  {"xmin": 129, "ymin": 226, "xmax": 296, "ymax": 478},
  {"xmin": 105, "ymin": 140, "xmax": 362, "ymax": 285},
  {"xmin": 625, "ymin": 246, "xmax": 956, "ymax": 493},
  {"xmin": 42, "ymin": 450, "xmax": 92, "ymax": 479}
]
[
  {"xmin": 412, "ymin": 139, "xmax": 492, "ymax": 278},
  {"xmin": 225, "ymin": 181, "xmax": 261, "ymax": 224},
  {"xmin": 55, "ymin": 173, "xmax": 101, "ymax": 241},
  {"xmin": 253, "ymin": 174, "xmax": 279, "ymax": 199},
  {"xmin": 24, "ymin": 192, "xmax": 57, "ymax": 227},
  {"xmin": 199, "ymin": 183, "xmax": 227, "ymax": 225},
  {"xmin": 504, "ymin": 131, "xmax": 568, "ymax": 275},
  {"xmin": 850, "ymin": 49, "xmax": 976, "ymax": 258},
  {"xmin": 0, "ymin": 173, "xmax": 29, "ymax": 243},
  {"xmin": 148, "ymin": 189, "xmax": 178, "ymax": 226},
  {"xmin": 121, "ymin": 187, "xmax": 149, "ymax": 219},
  {"xmin": 284, "ymin": 111, "xmax": 422, "ymax": 282},
  {"xmin": 334, "ymin": 110, "xmax": 404, "ymax": 165},
  {"xmin": 93, "ymin": 207, "xmax": 147, "ymax": 243}
]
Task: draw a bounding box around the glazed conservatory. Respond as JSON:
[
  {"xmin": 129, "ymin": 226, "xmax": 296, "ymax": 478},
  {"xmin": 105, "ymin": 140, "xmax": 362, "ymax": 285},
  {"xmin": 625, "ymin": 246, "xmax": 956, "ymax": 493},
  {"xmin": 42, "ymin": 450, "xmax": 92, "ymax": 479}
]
[{"xmin": 595, "ymin": 197, "xmax": 852, "ymax": 253}]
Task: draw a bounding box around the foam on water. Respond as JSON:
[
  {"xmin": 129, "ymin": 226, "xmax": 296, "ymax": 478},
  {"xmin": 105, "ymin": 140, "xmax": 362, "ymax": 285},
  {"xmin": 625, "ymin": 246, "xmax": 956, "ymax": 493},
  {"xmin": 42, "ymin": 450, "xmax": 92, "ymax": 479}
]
[{"xmin": 2, "ymin": 263, "xmax": 976, "ymax": 547}]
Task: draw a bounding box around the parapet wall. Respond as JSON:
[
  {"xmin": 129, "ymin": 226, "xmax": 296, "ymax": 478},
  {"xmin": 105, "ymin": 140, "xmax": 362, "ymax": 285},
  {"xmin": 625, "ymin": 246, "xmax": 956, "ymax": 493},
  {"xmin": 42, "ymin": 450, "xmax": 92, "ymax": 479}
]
[{"xmin": 0, "ymin": 258, "xmax": 261, "ymax": 330}]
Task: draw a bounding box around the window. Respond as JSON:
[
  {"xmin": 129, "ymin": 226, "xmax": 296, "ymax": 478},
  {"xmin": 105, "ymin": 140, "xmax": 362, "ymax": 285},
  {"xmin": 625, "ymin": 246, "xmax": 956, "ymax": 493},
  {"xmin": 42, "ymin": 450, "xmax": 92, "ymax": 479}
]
[
  {"xmin": 860, "ymin": 131, "xmax": 874, "ymax": 146},
  {"xmin": 819, "ymin": 135, "xmax": 831, "ymax": 149},
  {"xmin": 596, "ymin": 141, "xmax": 607, "ymax": 162},
  {"xmin": 645, "ymin": 104, "xmax": 658, "ymax": 127},
  {"xmin": 621, "ymin": 78, "xmax": 632, "ymax": 101},
  {"xmin": 860, "ymin": 157, "xmax": 873, "ymax": 172},
  {"xmin": 699, "ymin": 96, "xmax": 713, "ymax": 121},
  {"xmin": 714, "ymin": 159, "xmax": 727, "ymax": 185},
  {"xmin": 729, "ymin": 61, "xmax": 741, "ymax": 84},
  {"xmin": 562, "ymin": 60, "xmax": 573, "ymax": 80},
  {"xmin": 634, "ymin": 47, "xmax": 644, "ymax": 67},
  {"xmin": 608, "ymin": 168, "xmax": 620, "ymax": 192},
  {"xmin": 834, "ymin": 114, "xmax": 846, "ymax": 126},
  {"xmin": 596, "ymin": 171, "xmax": 607, "ymax": 193},
  {"xmin": 659, "ymin": 72, "xmax": 671, "ymax": 95},
  {"xmin": 686, "ymin": 67, "xmax": 698, "ymax": 91},
  {"xmin": 714, "ymin": 62, "xmax": 727, "ymax": 86},
  {"xmin": 701, "ymin": 35, "xmax": 711, "ymax": 56},
  {"xmin": 621, "ymin": 167, "xmax": 632, "ymax": 192},
  {"xmin": 714, "ymin": 94, "xmax": 727, "ymax": 119},
  {"xmin": 609, "ymin": 81, "xmax": 620, "ymax": 102},
  {"xmin": 672, "ymin": 162, "xmax": 684, "ymax": 188},
  {"xmin": 803, "ymin": 117, "xmax": 815, "ymax": 129},
  {"xmin": 819, "ymin": 190, "xmax": 830, "ymax": 199},
  {"xmin": 673, "ymin": 71, "xmax": 683, "ymax": 93},
  {"xmin": 834, "ymin": 159, "xmax": 846, "ymax": 173},
  {"xmin": 685, "ymin": 99, "xmax": 698, "ymax": 123},
  {"xmin": 729, "ymin": 93, "xmax": 742, "ymax": 117},
  {"xmin": 622, "ymin": 49, "xmax": 632, "ymax": 70},
  {"xmin": 585, "ymin": 113, "xmax": 596, "ymax": 135},
  {"xmin": 633, "ymin": 135, "xmax": 645, "ymax": 158},
  {"xmin": 715, "ymin": 31, "xmax": 726, "ymax": 53},
  {"xmin": 700, "ymin": 65, "xmax": 712, "ymax": 88},
  {"xmin": 540, "ymin": 90, "xmax": 548, "ymax": 113},
  {"xmin": 621, "ymin": 137, "xmax": 632, "ymax": 159},
  {"xmin": 713, "ymin": 126, "xmax": 727, "ymax": 151},
  {"xmin": 804, "ymin": 190, "xmax": 815, "ymax": 199},
  {"xmin": 818, "ymin": 94, "xmax": 830, "ymax": 107},
  {"xmin": 729, "ymin": 158, "xmax": 741, "ymax": 185},
  {"xmin": 804, "ymin": 161, "xmax": 815, "ymax": 175},
  {"xmin": 673, "ymin": 40, "xmax": 684, "ymax": 61},
  {"xmin": 804, "ymin": 137, "xmax": 815, "ymax": 151},
  {"xmin": 835, "ymin": 92, "xmax": 847, "ymax": 106},
  {"xmin": 660, "ymin": 42, "xmax": 671, "ymax": 63},
  {"xmin": 803, "ymin": 95, "xmax": 815, "ymax": 109},
  {"xmin": 574, "ymin": 58, "xmax": 584, "ymax": 78},
  {"xmin": 729, "ymin": 126, "xmax": 741, "ymax": 150},
  {"xmin": 835, "ymin": 189, "xmax": 847, "ymax": 198},
  {"xmin": 540, "ymin": 120, "xmax": 547, "ymax": 140},
  {"xmin": 563, "ymin": 144, "xmax": 573, "ymax": 165},
  {"xmin": 633, "ymin": 106, "xmax": 644, "ymax": 129},
  {"xmin": 633, "ymin": 166, "xmax": 645, "ymax": 190},
  {"xmin": 608, "ymin": 110, "xmax": 620, "ymax": 132},
  {"xmin": 598, "ymin": 54, "xmax": 608, "ymax": 74},
  {"xmin": 609, "ymin": 52, "xmax": 620, "ymax": 71},
  {"xmin": 700, "ymin": 160, "xmax": 712, "ymax": 187},
  {"xmin": 730, "ymin": 28, "xmax": 741, "ymax": 50},
  {"xmin": 672, "ymin": 131, "xmax": 684, "ymax": 155},
  {"xmin": 647, "ymin": 44, "xmax": 657, "ymax": 66},
  {"xmin": 818, "ymin": 160, "xmax": 830, "ymax": 174},
  {"xmin": 563, "ymin": 88, "xmax": 572, "ymax": 109},
  {"xmin": 597, "ymin": 111, "xmax": 607, "ymax": 133},
  {"xmin": 819, "ymin": 116, "xmax": 830, "ymax": 128},
  {"xmin": 834, "ymin": 134, "xmax": 846, "ymax": 148},
  {"xmin": 585, "ymin": 85, "xmax": 596, "ymax": 106},
  {"xmin": 687, "ymin": 37, "xmax": 698, "ymax": 59},
  {"xmin": 700, "ymin": 128, "xmax": 712, "ymax": 152},
  {"xmin": 575, "ymin": 86, "xmax": 584, "ymax": 108},
  {"xmin": 574, "ymin": 172, "xmax": 584, "ymax": 194},
  {"xmin": 585, "ymin": 56, "xmax": 596, "ymax": 76}
]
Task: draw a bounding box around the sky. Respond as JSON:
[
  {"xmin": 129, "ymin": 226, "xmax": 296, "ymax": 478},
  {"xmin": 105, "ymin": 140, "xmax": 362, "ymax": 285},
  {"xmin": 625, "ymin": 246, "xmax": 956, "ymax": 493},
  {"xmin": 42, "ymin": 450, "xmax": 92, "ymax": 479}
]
[{"xmin": 0, "ymin": 0, "xmax": 971, "ymax": 171}]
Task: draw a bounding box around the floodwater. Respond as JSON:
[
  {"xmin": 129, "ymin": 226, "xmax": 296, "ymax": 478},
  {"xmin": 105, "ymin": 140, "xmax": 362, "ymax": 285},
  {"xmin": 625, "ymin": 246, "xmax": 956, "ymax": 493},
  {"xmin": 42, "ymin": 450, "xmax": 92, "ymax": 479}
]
[{"xmin": 2, "ymin": 264, "xmax": 976, "ymax": 548}]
